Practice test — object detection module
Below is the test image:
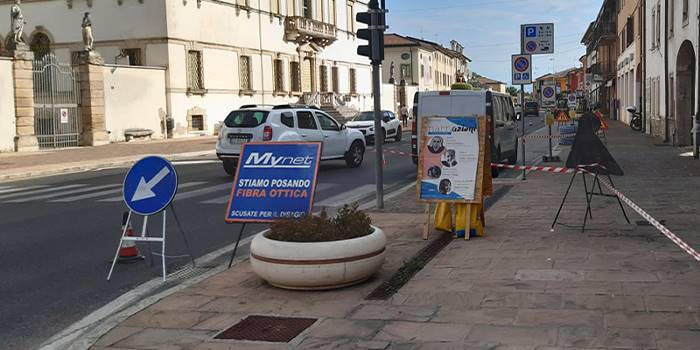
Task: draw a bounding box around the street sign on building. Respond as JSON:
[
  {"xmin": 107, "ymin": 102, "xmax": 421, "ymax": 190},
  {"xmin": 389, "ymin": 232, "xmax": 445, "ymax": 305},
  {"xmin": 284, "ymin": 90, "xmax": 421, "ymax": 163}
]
[
  {"xmin": 511, "ymin": 54, "xmax": 532, "ymax": 85},
  {"xmin": 225, "ymin": 142, "xmax": 321, "ymax": 223},
  {"xmin": 521, "ymin": 23, "xmax": 554, "ymax": 55},
  {"xmin": 123, "ymin": 156, "xmax": 178, "ymax": 216}
]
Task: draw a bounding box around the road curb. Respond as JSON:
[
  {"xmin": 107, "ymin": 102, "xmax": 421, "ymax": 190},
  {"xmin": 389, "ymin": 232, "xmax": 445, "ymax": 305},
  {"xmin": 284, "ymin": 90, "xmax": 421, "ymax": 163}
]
[{"xmin": 0, "ymin": 150, "xmax": 215, "ymax": 183}]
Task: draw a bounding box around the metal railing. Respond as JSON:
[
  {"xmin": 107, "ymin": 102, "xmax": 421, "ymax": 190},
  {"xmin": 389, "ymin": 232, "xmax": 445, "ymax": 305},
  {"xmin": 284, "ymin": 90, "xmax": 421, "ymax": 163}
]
[{"xmin": 285, "ymin": 16, "xmax": 337, "ymax": 46}]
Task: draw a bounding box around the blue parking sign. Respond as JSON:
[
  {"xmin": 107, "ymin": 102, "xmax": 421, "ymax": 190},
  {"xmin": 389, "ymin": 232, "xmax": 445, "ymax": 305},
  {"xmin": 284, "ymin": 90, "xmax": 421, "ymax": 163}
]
[
  {"xmin": 525, "ymin": 26, "xmax": 537, "ymax": 37},
  {"xmin": 225, "ymin": 142, "xmax": 321, "ymax": 223}
]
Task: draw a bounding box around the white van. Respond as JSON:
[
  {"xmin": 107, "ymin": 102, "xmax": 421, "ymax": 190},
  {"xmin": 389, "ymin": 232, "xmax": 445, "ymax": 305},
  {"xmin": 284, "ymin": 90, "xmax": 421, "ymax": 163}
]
[{"xmin": 411, "ymin": 90, "xmax": 520, "ymax": 176}]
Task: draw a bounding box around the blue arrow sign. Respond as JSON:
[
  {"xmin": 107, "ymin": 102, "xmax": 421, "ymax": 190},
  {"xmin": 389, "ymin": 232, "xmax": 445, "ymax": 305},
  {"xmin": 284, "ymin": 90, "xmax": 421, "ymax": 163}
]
[{"xmin": 123, "ymin": 156, "xmax": 178, "ymax": 216}]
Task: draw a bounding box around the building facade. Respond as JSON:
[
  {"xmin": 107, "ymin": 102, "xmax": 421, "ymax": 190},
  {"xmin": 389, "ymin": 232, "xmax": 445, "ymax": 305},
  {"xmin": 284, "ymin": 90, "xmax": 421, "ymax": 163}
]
[
  {"xmin": 582, "ymin": 0, "xmax": 619, "ymax": 119},
  {"xmin": 616, "ymin": 0, "xmax": 643, "ymax": 125},
  {"xmin": 644, "ymin": 0, "xmax": 698, "ymax": 149},
  {"xmin": 383, "ymin": 33, "xmax": 470, "ymax": 91},
  {"xmin": 0, "ymin": 0, "xmax": 373, "ymax": 138}
]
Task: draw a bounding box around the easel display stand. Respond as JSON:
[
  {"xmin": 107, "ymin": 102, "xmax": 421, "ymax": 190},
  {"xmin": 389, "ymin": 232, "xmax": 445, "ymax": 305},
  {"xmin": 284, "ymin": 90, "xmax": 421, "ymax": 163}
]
[
  {"xmin": 417, "ymin": 116, "xmax": 493, "ymax": 240},
  {"xmin": 551, "ymin": 166, "xmax": 630, "ymax": 232}
]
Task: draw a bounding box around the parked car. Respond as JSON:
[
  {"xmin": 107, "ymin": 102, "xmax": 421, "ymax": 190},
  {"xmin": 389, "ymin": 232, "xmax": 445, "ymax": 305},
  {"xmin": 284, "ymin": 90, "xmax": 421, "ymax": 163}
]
[
  {"xmin": 523, "ymin": 101, "xmax": 539, "ymax": 117},
  {"xmin": 412, "ymin": 90, "xmax": 519, "ymax": 177},
  {"xmin": 216, "ymin": 104, "xmax": 366, "ymax": 175},
  {"xmin": 345, "ymin": 110, "xmax": 403, "ymax": 144}
]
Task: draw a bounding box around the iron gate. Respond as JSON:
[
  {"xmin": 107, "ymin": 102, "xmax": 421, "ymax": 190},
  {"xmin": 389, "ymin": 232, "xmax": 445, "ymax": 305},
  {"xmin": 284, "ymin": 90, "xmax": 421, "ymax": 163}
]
[{"xmin": 33, "ymin": 53, "xmax": 81, "ymax": 149}]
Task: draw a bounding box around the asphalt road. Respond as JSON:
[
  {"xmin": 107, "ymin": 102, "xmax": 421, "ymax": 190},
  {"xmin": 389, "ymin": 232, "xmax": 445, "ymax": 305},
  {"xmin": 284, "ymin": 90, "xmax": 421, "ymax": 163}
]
[
  {"xmin": 0, "ymin": 136, "xmax": 417, "ymax": 350},
  {"xmin": 0, "ymin": 118, "xmax": 548, "ymax": 349}
]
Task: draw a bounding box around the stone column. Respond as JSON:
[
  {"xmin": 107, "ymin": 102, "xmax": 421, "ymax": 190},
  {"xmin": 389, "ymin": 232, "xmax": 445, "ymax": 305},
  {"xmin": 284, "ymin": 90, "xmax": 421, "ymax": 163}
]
[
  {"xmin": 77, "ymin": 52, "xmax": 109, "ymax": 146},
  {"xmin": 10, "ymin": 48, "xmax": 39, "ymax": 152}
]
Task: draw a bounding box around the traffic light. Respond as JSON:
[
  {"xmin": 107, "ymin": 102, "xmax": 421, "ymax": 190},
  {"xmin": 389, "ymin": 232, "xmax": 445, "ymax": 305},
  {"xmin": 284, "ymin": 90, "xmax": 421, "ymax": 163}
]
[{"xmin": 356, "ymin": 0, "xmax": 386, "ymax": 63}]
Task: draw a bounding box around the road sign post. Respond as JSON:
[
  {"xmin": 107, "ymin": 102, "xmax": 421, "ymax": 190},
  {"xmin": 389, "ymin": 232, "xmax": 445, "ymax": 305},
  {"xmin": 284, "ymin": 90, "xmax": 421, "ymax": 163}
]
[
  {"xmin": 512, "ymin": 54, "xmax": 533, "ymax": 180},
  {"xmin": 107, "ymin": 156, "xmax": 192, "ymax": 282}
]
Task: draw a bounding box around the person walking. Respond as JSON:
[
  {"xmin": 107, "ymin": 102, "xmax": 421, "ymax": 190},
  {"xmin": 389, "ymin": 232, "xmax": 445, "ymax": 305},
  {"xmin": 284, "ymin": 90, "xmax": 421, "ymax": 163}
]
[{"xmin": 400, "ymin": 104, "xmax": 409, "ymax": 127}]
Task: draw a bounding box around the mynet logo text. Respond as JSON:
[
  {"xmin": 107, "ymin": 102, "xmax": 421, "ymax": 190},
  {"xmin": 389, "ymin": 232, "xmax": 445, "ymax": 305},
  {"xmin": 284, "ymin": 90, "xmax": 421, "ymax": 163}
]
[{"xmin": 244, "ymin": 152, "xmax": 313, "ymax": 169}]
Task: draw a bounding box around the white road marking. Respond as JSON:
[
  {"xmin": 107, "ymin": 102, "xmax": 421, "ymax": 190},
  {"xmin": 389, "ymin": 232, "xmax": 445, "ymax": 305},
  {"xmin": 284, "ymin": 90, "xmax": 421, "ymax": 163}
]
[
  {"xmin": 314, "ymin": 184, "xmax": 376, "ymax": 208},
  {"xmin": 50, "ymin": 187, "xmax": 123, "ymax": 202},
  {"xmin": 0, "ymin": 184, "xmax": 86, "ymax": 201},
  {"xmin": 0, "ymin": 185, "xmax": 48, "ymax": 195},
  {"xmin": 97, "ymin": 182, "xmax": 206, "ymax": 202},
  {"xmin": 4, "ymin": 184, "xmax": 121, "ymax": 203},
  {"xmin": 174, "ymin": 183, "xmax": 232, "ymax": 201},
  {"xmin": 171, "ymin": 160, "xmax": 220, "ymax": 165}
]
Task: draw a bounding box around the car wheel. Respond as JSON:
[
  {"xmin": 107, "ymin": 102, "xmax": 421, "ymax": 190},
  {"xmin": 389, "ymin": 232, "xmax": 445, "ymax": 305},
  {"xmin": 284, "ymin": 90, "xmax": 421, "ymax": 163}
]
[
  {"xmin": 394, "ymin": 126, "xmax": 402, "ymax": 141},
  {"xmin": 345, "ymin": 140, "xmax": 365, "ymax": 168},
  {"xmin": 222, "ymin": 159, "xmax": 238, "ymax": 176},
  {"xmin": 381, "ymin": 128, "xmax": 387, "ymax": 143}
]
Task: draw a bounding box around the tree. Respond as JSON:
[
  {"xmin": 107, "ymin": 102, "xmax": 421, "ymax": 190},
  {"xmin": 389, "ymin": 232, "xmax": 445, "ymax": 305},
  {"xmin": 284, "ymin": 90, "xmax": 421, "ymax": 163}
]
[
  {"xmin": 506, "ymin": 86, "xmax": 519, "ymax": 96},
  {"xmin": 451, "ymin": 82, "xmax": 473, "ymax": 90}
]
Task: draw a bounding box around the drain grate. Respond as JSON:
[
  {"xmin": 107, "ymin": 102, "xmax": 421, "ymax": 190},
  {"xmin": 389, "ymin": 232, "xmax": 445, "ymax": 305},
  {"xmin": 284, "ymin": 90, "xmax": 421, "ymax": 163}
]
[
  {"xmin": 215, "ymin": 315, "xmax": 317, "ymax": 342},
  {"xmin": 365, "ymin": 185, "xmax": 513, "ymax": 300}
]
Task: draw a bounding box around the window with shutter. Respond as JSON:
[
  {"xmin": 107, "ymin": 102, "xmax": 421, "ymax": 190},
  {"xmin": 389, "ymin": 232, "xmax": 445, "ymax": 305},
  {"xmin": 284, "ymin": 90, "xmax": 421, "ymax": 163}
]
[
  {"xmin": 290, "ymin": 61, "xmax": 301, "ymax": 92},
  {"xmin": 187, "ymin": 50, "xmax": 204, "ymax": 92},
  {"xmin": 349, "ymin": 68, "xmax": 357, "ymax": 95},
  {"xmin": 240, "ymin": 56, "xmax": 252, "ymax": 91}
]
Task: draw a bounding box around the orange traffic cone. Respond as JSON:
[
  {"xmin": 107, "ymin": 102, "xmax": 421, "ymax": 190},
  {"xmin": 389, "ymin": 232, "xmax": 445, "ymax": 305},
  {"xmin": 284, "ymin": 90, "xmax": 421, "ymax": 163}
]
[{"xmin": 118, "ymin": 212, "xmax": 143, "ymax": 264}]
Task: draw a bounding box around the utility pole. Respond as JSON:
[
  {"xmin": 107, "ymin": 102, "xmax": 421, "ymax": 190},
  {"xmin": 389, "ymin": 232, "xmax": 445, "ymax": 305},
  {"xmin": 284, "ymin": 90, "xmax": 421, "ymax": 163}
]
[{"xmin": 357, "ymin": 0, "xmax": 387, "ymax": 208}]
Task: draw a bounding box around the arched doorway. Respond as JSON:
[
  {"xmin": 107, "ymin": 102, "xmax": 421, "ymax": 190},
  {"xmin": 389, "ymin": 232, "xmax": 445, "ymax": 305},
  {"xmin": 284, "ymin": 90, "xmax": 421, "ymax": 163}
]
[
  {"xmin": 30, "ymin": 32, "xmax": 52, "ymax": 60},
  {"xmin": 675, "ymin": 41, "xmax": 696, "ymax": 146}
]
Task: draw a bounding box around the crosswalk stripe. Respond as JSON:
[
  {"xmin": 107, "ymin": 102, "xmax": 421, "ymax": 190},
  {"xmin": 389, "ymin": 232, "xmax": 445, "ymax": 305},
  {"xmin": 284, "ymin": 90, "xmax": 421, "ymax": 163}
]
[
  {"xmin": 50, "ymin": 187, "xmax": 123, "ymax": 203},
  {"xmin": 174, "ymin": 183, "xmax": 232, "ymax": 201},
  {"xmin": 314, "ymin": 184, "xmax": 376, "ymax": 208},
  {"xmin": 0, "ymin": 184, "xmax": 86, "ymax": 201},
  {"xmin": 199, "ymin": 182, "xmax": 337, "ymax": 204},
  {"xmin": 0, "ymin": 185, "xmax": 49, "ymax": 195},
  {"xmin": 98, "ymin": 182, "xmax": 207, "ymax": 202},
  {"xmin": 4, "ymin": 184, "xmax": 121, "ymax": 203}
]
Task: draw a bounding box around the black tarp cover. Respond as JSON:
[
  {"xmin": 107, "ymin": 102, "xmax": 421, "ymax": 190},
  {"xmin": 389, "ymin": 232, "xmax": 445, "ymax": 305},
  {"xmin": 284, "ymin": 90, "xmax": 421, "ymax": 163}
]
[{"xmin": 565, "ymin": 112, "xmax": 624, "ymax": 176}]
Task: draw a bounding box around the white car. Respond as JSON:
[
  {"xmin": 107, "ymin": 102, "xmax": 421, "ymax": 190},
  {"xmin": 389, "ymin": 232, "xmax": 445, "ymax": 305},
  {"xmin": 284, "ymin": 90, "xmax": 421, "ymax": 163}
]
[
  {"xmin": 216, "ymin": 104, "xmax": 366, "ymax": 175},
  {"xmin": 345, "ymin": 110, "xmax": 403, "ymax": 144}
]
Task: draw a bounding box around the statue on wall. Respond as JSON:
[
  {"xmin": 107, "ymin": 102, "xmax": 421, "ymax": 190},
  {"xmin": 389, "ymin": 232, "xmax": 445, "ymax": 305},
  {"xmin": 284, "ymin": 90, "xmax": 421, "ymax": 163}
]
[
  {"xmin": 82, "ymin": 12, "xmax": 94, "ymax": 52},
  {"xmin": 10, "ymin": 0, "xmax": 26, "ymax": 47},
  {"xmin": 389, "ymin": 61, "xmax": 395, "ymax": 84}
]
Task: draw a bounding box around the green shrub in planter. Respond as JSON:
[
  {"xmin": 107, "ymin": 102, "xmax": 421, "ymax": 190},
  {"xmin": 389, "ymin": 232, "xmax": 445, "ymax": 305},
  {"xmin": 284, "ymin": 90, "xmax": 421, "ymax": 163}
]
[{"xmin": 267, "ymin": 203, "xmax": 372, "ymax": 242}]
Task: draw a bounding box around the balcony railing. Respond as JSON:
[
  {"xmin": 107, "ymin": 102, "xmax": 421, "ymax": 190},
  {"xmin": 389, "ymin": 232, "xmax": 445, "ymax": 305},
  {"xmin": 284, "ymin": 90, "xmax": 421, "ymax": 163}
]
[{"xmin": 285, "ymin": 16, "xmax": 337, "ymax": 47}]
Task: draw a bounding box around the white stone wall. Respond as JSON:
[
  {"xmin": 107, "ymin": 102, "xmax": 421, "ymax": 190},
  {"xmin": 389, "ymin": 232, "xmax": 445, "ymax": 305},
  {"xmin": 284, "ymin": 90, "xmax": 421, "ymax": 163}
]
[
  {"xmin": 617, "ymin": 43, "xmax": 637, "ymax": 125},
  {"xmin": 0, "ymin": 58, "xmax": 15, "ymax": 152},
  {"xmin": 102, "ymin": 65, "xmax": 167, "ymax": 142},
  {"xmin": 645, "ymin": 0, "xmax": 666, "ymax": 136}
]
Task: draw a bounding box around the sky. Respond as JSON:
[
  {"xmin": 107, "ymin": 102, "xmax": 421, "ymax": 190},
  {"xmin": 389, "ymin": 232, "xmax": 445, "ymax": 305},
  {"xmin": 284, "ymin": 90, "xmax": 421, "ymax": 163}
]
[{"xmin": 386, "ymin": 0, "xmax": 604, "ymax": 88}]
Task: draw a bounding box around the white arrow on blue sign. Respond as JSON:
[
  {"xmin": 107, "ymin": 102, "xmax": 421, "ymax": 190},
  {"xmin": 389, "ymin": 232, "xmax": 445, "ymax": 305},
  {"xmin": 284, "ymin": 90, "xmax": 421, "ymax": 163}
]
[{"xmin": 123, "ymin": 156, "xmax": 178, "ymax": 216}]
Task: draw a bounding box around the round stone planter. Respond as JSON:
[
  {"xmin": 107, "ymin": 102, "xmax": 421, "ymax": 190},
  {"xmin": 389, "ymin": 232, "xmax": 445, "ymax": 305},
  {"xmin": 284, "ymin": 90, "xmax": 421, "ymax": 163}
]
[{"xmin": 250, "ymin": 226, "xmax": 387, "ymax": 290}]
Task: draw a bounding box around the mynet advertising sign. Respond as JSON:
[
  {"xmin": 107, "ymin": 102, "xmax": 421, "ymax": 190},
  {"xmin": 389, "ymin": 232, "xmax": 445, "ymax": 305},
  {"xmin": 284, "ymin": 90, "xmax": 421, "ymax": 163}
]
[{"xmin": 225, "ymin": 142, "xmax": 321, "ymax": 223}]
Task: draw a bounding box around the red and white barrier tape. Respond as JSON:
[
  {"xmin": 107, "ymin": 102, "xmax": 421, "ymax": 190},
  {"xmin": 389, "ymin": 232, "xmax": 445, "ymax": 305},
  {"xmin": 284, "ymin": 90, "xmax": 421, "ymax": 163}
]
[
  {"xmin": 522, "ymin": 133, "xmax": 575, "ymax": 140},
  {"xmin": 490, "ymin": 163, "xmax": 578, "ymax": 174},
  {"xmin": 591, "ymin": 174, "xmax": 700, "ymax": 262}
]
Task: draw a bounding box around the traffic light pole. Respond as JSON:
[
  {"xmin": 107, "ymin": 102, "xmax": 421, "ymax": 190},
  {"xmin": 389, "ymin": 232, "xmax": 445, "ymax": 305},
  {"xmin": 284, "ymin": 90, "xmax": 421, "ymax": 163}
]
[{"xmin": 373, "ymin": 61, "xmax": 384, "ymax": 209}]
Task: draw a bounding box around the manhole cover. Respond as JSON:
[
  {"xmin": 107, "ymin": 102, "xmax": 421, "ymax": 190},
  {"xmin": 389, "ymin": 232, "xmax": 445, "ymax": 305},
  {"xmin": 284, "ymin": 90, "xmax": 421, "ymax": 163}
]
[{"xmin": 215, "ymin": 315, "xmax": 317, "ymax": 342}]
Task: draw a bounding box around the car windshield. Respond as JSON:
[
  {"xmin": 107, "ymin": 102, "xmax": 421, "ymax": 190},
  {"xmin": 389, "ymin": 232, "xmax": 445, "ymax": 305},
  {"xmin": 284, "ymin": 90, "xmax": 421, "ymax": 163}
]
[
  {"xmin": 525, "ymin": 102, "xmax": 537, "ymax": 108},
  {"xmin": 352, "ymin": 112, "xmax": 375, "ymax": 121},
  {"xmin": 224, "ymin": 110, "xmax": 269, "ymax": 128}
]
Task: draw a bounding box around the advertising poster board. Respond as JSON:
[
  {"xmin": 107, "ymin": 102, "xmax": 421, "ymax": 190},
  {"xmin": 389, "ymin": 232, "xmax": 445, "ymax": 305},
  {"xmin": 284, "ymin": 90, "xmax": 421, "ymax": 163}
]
[
  {"xmin": 418, "ymin": 116, "xmax": 487, "ymax": 203},
  {"xmin": 225, "ymin": 142, "xmax": 321, "ymax": 223}
]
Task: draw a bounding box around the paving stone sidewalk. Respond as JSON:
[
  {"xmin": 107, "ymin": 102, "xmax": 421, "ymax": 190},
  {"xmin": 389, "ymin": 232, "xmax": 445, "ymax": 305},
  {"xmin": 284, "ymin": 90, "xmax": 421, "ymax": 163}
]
[
  {"xmin": 90, "ymin": 121, "xmax": 700, "ymax": 350},
  {"xmin": 0, "ymin": 136, "xmax": 216, "ymax": 181}
]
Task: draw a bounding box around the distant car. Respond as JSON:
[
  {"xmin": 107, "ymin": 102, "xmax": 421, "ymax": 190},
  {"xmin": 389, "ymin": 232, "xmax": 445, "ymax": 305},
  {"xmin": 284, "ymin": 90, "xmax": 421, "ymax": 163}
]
[
  {"xmin": 345, "ymin": 110, "xmax": 402, "ymax": 144},
  {"xmin": 523, "ymin": 101, "xmax": 539, "ymax": 117},
  {"xmin": 216, "ymin": 105, "xmax": 366, "ymax": 175}
]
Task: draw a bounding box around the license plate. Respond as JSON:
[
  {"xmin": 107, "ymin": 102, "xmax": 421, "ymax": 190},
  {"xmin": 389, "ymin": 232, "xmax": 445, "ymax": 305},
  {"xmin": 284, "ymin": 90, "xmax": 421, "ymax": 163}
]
[{"xmin": 228, "ymin": 134, "xmax": 250, "ymax": 144}]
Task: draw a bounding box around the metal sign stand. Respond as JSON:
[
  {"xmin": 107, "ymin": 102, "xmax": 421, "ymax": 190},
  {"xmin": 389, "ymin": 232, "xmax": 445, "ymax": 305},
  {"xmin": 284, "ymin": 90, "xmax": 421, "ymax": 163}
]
[
  {"xmin": 106, "ymin": 205, "xmax": 194, "ymax": 282},
  {"xmin": 228, "ymin": 223, "xmax": 247, "ymax": 268}
]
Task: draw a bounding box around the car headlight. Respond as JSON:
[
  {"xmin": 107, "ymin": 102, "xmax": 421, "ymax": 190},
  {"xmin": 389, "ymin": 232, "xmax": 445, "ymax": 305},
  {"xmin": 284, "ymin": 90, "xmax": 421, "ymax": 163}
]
[{"xmin": 369, "ymin": 128, "xmax": 374, "ymax": 131}]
